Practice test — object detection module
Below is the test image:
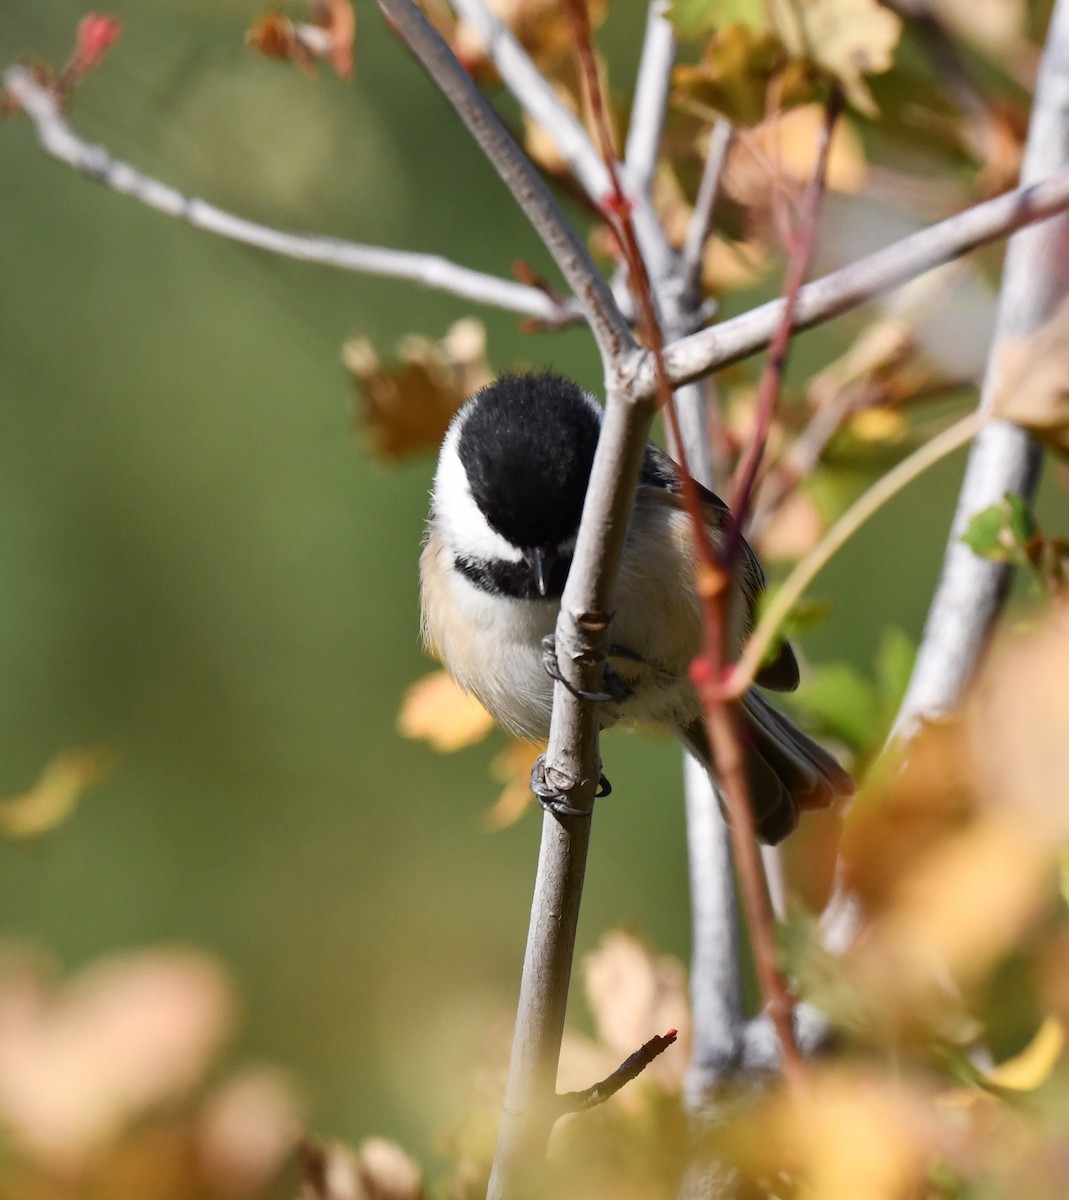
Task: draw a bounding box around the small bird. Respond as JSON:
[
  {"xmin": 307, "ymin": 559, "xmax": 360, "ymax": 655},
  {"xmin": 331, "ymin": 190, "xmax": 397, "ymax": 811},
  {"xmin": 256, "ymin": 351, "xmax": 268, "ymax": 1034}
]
[{"xmin": 420, "ymin": 371, "xmax": 853, "ymax": 843}]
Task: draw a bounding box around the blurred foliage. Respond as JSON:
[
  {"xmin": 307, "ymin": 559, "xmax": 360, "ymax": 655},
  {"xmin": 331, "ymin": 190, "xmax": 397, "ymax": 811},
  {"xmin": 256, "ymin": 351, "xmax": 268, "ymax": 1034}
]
[{"xmin": 2, "ymin": 0, "xmax": 1069, "ymax": 1197}]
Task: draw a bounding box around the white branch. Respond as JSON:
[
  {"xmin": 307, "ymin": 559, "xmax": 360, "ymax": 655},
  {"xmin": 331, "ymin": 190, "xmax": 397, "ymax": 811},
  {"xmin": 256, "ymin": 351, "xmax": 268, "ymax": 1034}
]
[
  {"xmin": 624, "ymin": 1, "xmax": 675, "ymax": 198},
  {"xmin": 642, "ymin": 164, "xmax": 1069, "ymax": 392},
  {"xmin": 2, "ymin": 66, "xmax": 583, "ymax": 325},
  {"xmin": 892, "ymin": 0, "xmax": 1069, "ymax": 737}
]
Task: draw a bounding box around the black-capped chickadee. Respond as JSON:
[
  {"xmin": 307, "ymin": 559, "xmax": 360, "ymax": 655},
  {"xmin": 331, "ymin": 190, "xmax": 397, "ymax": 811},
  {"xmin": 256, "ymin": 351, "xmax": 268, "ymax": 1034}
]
[{"xmin": 420, "ymin": 371, "xmax": 853, "ymax": 843}]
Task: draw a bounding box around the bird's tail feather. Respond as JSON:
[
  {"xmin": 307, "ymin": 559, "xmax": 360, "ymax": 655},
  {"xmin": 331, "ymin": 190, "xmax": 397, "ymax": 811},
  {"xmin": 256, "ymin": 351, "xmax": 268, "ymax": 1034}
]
[{"xmin": 678, "ymin": 691, "xmax": 854, "ymax": 845}]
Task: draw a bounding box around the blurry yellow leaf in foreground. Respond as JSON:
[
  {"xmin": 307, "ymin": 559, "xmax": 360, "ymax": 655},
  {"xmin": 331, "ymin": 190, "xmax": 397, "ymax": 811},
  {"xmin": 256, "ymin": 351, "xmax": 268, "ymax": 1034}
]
[
  {"xmin": 0, "ymin": 948, "xmax": 234, "ymax": 1169},
  {"xmin": 397, "ymin": 670, "xmax": 495, "ymax": 753},
  {"xmin": 0, "ymin": 746, "xmax": 114, "ymax": 841},
  {"xmin": 484, "ymin": 740, "xmax": 541, "ymax": 830},
  {"xmin": 842, "ymin": 606, "xmax": 1069, "ymax": 1026},
  {"xmin": 985, "ymin": 1016, "xmax": 1065, "ymax": 1092},
  {"xmin": 992, "ymin": 295, "xmax": 1069, "ymax": 457},
  {"xmin": 725, "ymin": 1069, "xmax": 921, "ymax": 1200},
  {"xmin": 345, "ymin": 318, "xmax": 492, "ymax": 461}
]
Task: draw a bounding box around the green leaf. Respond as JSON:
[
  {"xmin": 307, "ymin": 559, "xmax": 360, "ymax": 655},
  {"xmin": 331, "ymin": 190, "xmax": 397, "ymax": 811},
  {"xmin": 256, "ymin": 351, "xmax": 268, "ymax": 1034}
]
[
  {"xmin": 961, "ymin": 494, "xmax": 1035, "ymax": 564},
  {"xmin": 874, "ymin": 627, "xmax": 915, "ymax": 710},
  {"xmin": 792, "ymin": 662, "xmax": 881, "ymax": 752},
  {"xmin": 668, "ymin": 0, "xmax": 766, "ymax": 39}
]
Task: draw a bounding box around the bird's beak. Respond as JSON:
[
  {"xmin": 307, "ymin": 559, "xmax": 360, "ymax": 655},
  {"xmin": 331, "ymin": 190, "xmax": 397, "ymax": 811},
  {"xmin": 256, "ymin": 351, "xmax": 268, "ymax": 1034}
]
[{"xmin": 528, "ymin": 546, "xmax": 557, "ymax": 598}]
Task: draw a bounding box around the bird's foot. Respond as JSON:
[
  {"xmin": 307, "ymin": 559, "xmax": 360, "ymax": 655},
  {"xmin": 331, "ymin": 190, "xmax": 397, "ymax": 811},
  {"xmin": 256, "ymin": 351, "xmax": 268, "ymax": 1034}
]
[
  {"xmin": 530, "ymin": 754, "xmax": 612, "ymax": 818},
  {"xmin": 540, "ymin": 635, "xmax": 630, "ymax": 703}
]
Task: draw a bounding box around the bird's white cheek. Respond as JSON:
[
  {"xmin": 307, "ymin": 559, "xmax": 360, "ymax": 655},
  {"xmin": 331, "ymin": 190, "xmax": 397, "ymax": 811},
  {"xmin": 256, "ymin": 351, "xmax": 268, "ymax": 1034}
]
[{"xmin": 420, "ymin": 535, "xmax": 558, "ymax": 740}]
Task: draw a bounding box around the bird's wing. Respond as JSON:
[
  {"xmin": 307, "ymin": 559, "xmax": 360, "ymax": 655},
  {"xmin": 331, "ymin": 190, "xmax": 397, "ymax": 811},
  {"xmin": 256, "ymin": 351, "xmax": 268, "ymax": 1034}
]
[{"xmin": 638, "ymin": 443, "xmax": 800, "ymax": 693}]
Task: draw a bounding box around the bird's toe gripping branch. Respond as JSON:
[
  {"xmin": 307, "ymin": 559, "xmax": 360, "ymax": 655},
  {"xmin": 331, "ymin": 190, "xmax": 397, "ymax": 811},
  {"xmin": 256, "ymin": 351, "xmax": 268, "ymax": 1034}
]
[{"xmin": 530, "ymin": 753, "xmax": 612, "ymax": 818}]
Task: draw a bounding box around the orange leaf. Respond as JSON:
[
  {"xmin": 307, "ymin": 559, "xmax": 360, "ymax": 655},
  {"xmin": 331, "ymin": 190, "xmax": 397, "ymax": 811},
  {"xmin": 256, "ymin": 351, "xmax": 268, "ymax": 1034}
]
[{"xmin": 397, "ymin": 671, "xmax": 494, "ymax": 753}]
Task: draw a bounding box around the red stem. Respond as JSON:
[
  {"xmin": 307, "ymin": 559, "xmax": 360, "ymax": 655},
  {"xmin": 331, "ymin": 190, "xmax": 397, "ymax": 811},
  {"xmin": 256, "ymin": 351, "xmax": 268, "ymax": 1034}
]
[{"xmin": 561, "ymin": 0, "xmax": 840, "ymax": 1100}]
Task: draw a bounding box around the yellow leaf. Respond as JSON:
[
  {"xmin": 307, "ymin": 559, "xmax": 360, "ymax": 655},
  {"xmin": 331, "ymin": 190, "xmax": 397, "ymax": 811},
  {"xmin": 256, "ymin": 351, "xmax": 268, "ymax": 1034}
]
[
  {"xmin": 0, "ymin": 748, "xmax": 114, "ymax": 841},
  {"xmin": 984, "ymin": 1016, "xmax": 1065, "ymax": 1091},
  {"xmin": 991, "ymin": 296, "xmax": 1069, "ymax": 458},
  {"xmin": 771, "ymin": 0, "xmax": 901, "ymax": 116},
  {"xmin": 483, "ymin": 740, "xmax": 541, "ymax": 830},
  {"xmin": 397, "ymin": 671, "xmax": 494, "ymax": 752},
  {"xmin": 848, "ymin": 407, "xmax": 908, "ymax": 443}
]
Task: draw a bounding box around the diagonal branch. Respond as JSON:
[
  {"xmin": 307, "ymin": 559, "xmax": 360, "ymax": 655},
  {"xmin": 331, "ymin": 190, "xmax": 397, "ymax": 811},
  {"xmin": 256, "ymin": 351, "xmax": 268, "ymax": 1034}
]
[
  {"xmin": 556, "ymin": 1028, "xmax": 678, "ymax": 1115},
  {"xmin": 1, "ymin": 65, "xmax": 582, "ymax": 325},
  {"xmin": 642, "ymin": 164, "xmax": 1069, "ymax": 391},
  {"xmin": 379, "ymin": 0, "xmax": 635, "ymax": 368}
]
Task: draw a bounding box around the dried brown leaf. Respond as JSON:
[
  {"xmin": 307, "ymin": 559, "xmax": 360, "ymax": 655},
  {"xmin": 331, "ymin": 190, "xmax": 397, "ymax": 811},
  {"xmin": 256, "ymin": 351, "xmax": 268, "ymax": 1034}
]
[
  {"xmin": 345, "ymin": 319, "xmax": 491, "ymax": 461},
  {"xmin": 247, "ymin": 0, "xmax": 355, "ymax": 78},
  {"xmin": 770, "ymin": 0, "xmax": 901, "ymax": 115}
]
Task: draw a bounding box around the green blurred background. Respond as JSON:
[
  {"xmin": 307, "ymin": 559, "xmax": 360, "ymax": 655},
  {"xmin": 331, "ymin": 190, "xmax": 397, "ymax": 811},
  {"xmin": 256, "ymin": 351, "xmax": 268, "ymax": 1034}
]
[{"xmin": 1, "ymin": 0, "xmax": 1065, "ymax": 1169}]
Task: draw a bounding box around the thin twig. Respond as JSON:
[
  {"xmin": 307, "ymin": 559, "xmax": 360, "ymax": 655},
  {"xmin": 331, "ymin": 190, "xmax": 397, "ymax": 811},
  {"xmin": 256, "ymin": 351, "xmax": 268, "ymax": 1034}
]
[
  {"xmin": 646, "ymin": 163, "xmax": 1069, "ymax": 390},
  {"xmin": 378, "ymin": 0, "xmax": 635, "ymax": 368},
  {"xmin": 892, "ymin": 0, "xmax": 1069, "ymax": 738},
  {"xmin": 556, "ymin": 1029, "xmax": 679, "ymax": 1115},
  {"xmin": 680, "ymin": 119, "xmax": 734, "ymax": 309},
  {"xmin": 727, "ymin": 91, "xmax": 843, "ymax": 547},
  {"xmin": 1, "ymin": 66, "xmax": 583, "ymax": 326},
  {"xmin": 624, "ymin": 0, "xmax": 675, "ymax": 198}
]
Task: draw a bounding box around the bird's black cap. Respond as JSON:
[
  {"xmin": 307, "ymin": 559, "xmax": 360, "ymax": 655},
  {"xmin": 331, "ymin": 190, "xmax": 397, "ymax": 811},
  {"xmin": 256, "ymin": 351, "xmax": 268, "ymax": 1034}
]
[{"xmin": 456, "ymin": 371, "xmax": 600, "ymax": 550}]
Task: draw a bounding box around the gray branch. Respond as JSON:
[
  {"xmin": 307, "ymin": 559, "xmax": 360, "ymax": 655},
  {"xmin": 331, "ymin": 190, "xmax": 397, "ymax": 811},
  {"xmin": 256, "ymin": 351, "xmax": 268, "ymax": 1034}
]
[
  {"xmin": 641, "ymin": 164, "xmax": 1069, "ymax": 392},
  {"xmin": 488, "ymin": 386, "xmax": 660, "ymax": 1192},
  {"xmin": 892, "ymin": 0, "xmax": 1069, "ymax": 738},
  {"xmin": 1, "ymin": 66, "xmax": 584, "ymax": 325},
  {"xmin": 379, "ymin": 0, "xmax": 635, "ymax": 369}
]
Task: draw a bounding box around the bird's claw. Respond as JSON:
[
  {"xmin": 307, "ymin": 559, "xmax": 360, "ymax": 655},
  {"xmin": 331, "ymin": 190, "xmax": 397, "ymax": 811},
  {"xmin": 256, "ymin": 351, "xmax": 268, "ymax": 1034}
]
[
  {"xmin": 540, "ymin": 635, "xmax": 630, "ymax": 703},
  {"xmin": 530, "ymin": 754, "xmax": 612, "ymax": 818}
]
